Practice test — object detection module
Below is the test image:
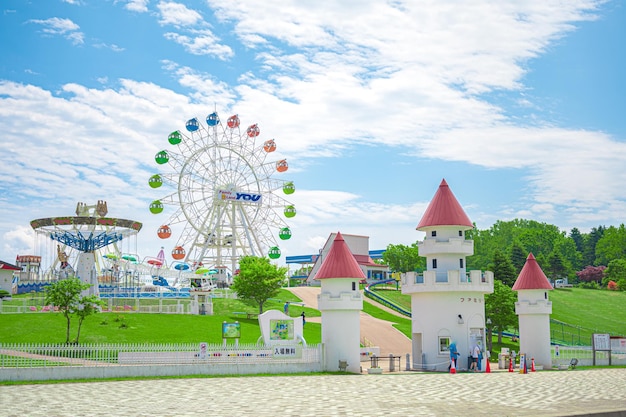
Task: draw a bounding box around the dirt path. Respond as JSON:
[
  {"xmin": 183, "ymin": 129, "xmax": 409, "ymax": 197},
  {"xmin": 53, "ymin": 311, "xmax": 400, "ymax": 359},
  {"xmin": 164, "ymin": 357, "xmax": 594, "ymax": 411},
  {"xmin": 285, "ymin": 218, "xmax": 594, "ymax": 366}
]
[{"xmin": 287, "ymin": 286, "xmax": 412, "ymax": 359}]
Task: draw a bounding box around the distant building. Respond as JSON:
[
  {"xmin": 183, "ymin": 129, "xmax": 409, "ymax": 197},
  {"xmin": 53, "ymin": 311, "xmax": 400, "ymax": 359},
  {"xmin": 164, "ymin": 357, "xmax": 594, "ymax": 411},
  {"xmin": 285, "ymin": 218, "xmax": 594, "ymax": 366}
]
[
  {"xmin": 303, "ymin": 233, "xmax": 388, "ymax": 285},
  {"xmin": 0, "ymin": 260, "xmax": 20, "ymax": 295}
]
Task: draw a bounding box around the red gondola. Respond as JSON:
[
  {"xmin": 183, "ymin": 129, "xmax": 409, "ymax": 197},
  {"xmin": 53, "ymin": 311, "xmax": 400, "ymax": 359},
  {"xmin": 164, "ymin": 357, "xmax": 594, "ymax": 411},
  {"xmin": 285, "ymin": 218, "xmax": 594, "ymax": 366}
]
[
  {"xmin": 227, "ymin": 115, "xmax": 240, "ymax": 128},
  {"xmin": 246, "ymin": 124, "xmax": 260, "ymax": 137}
]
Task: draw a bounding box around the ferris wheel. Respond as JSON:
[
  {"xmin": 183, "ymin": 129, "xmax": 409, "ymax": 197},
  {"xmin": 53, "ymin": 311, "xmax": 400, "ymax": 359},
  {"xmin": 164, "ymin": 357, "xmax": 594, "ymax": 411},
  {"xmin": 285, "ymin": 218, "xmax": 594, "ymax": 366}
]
[{"xmin": 148, "ymin": 110, "xmax": 296, "ymax": 278}]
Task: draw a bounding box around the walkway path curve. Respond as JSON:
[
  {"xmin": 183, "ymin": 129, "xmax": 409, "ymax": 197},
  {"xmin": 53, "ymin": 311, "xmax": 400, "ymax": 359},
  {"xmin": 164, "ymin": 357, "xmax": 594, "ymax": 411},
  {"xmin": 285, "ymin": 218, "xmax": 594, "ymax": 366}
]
[{"xmin": 287, "ymin": 286, "xmax": 412, "ymax": 358}]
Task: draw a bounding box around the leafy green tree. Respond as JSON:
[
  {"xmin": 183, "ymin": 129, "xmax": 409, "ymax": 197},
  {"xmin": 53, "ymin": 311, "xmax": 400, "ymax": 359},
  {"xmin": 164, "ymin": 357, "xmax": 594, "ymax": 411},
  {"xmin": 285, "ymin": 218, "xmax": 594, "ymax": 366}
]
[
  {"xmin": 231, "ymin": 256, "xmax": 287, "ymax": 314},
  {"xmin": 382, "ymin": 242, "xmax": 424, "ymax": 272},
  {"xmin": 604, "ymin": 259, "xmax": 626, "ymax": 290},
  {"xmin": 546, "ymin": 250, "xmax": 567, "ymax": 282},
  {"xmin": 491, "ymin": 250, "xmax": 517, "ymax": 287},
  {"xmin": 44, "ymin": 277, "xmax": 103, "ymax": 343},
  {"xmin": 595, "ymin": 224, "xmax": 626, "ymax": 266},
  {"xmin": 569, "ymin": 227, "xmax": 584, "ymax": 253},
  {"xmin": 75, "ymin": 294, "xmax": 105, "ymax": 342},
  {"xmin": 509, "ymin": 241, "xmax": 527, "ymax": 273},
  {"xmin": 485, "ymin": 280, "xmax": 517, "ymax": 345},
  {"xmin": 582, "ymin": 226, "xmax": 605, "ymax": 266}
]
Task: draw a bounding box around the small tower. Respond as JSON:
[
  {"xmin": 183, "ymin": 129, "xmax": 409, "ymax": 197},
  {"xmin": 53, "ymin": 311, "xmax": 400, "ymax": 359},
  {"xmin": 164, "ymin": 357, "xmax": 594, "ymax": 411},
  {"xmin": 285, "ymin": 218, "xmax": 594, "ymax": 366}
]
[
  {"xmin": 402, "ymin": 179, "xmax": 493, "ymax": 371},
  {"xmin": 315, "ymin": 232, "xmax": 364, "ymax": 373},
  {"xmin": 512, "ymin": 253, "xmax": 553, "ymax": 369}
]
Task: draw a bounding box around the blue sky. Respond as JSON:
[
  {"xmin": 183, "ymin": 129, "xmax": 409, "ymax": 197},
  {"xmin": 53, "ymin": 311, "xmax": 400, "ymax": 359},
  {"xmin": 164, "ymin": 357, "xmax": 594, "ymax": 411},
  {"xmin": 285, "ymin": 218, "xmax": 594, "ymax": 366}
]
[{"xmin": 1, "ymin": 0, "xmax": 625, "ymax": 271}]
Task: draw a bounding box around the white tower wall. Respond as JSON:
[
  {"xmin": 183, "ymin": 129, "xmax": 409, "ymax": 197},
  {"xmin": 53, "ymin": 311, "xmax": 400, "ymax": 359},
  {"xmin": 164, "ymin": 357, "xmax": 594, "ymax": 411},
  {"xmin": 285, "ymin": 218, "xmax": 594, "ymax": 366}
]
[
  {"xmin": 515, "ymin": 289, "xmax": 552, "ymax": 369},
  {"xmin": 318, "ymin": 278, "xmax": 362, "ymax": 373}
]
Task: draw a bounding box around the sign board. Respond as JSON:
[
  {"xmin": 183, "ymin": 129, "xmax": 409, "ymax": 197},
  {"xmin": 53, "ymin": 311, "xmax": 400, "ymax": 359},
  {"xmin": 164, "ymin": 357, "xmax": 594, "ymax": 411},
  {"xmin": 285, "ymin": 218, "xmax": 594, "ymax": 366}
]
[
  {"xmin": 592, "ymin": 333, "xmax": 612, "ymax": 366},
  {"xmin": 217, "ymin": 189, "xmax": 262, "ymax": 204},
  {"xmin": 222, "ymin": 322, "xmax": 241, "ymax": 339},
  {"xmin": 259, "ymin": 309, "xmax": 304, "ymax": 346},
  {"xmin": 593, "ymin": 333, "xmax": 611, "ymax": 350}
]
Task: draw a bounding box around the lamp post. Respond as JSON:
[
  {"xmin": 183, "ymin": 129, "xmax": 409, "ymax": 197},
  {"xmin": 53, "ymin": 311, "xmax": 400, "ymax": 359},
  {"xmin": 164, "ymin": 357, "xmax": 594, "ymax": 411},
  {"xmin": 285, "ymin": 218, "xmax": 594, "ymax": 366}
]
[{"xmin": 486, "ymin": 318, "xmax": 493, "ymax": 354}]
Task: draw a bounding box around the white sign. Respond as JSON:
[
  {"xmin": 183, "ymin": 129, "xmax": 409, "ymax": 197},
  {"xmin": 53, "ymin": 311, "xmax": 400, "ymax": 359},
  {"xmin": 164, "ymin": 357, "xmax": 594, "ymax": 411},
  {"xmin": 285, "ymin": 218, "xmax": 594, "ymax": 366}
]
[
  {"xmin": 593, "ymin": 333, "xmax": 611, "ymax": 351},
  {"xmin": 218, "ymin": 189, "xmax": 262, "ymax": 204}
]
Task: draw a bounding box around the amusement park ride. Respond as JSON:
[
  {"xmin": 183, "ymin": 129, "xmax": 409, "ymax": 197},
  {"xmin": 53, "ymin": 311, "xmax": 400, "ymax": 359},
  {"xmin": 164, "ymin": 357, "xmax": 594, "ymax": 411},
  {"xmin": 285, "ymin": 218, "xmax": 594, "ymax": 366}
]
[
  {"xmin": 148, "ymin": 110, "xmax": 296, "ymax": 284},
  {"xmin": 23, "ymin": 109, "xmax": 296, "ymax": 296},
  {"xmin": 30, "ymin": 200, "xmax": 143, "ymax": 296}
]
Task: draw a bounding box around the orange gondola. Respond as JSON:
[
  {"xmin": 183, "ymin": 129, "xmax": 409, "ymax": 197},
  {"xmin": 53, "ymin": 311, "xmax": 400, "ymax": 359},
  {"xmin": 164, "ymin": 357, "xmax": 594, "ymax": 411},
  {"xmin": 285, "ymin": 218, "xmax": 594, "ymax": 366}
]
[
  {"xmin": 172, "ymin": 246, "xmax": 185, "ymax": 260},
  {"xmin": 246, "ymin": 124, "xmax": 260, "ymax": 137},
  {"xmin": 263, "ymin": 139, "xmax": 276, "ymax": 152},
  {"xmin": 276, "ymin": 159, "xmax": 288, "ymax": 172},
  {"xmin": 157, "ymin": 225, "xmax": 171, "ymax": 239}
]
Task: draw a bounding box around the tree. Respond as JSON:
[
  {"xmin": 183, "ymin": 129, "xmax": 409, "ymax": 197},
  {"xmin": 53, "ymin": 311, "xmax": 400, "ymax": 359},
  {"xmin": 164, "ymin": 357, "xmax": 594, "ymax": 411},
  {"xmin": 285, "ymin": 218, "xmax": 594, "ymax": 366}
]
[
  {"xmin": 485, "ymin": 280, "xmax": 517, "ymax": 346},
  {"xmin": 546, "ymin": 250, "xmax": 567, "ymax": 282},
  {"xmin": 382, "ymin": 242, "xmax": 424, "ymax": 272},
  {"xmin": 509, "ymin": 241, "xmax": 527, "ymax": 274},
  {"xmin": 230, "ymin": 256, "xmax": 287, "ymax": 314},
  {"xmin": 582, "ymin": 226, "xmax": 605, "ymax": 266},
  {"xmin": 75, "ymin": 294, "xmax": 105, "ymax": 342},
  {"xmin": 575, "ymin": 265, "xmax": 606, "ymax": 284},
  {"xmin": 490, "ymin": 250, "xmax": 517, "ymax": 287},
  {"xmin": 604, "ymin": 259, "xmax": 626, "ymax": 290},
  {"xmin": 595, "ymin": 224, "xmax": 626, "ymax": 266},
  {"xmin": 44, "ymin": 277, "xmax": 103, "ymax": 343}
]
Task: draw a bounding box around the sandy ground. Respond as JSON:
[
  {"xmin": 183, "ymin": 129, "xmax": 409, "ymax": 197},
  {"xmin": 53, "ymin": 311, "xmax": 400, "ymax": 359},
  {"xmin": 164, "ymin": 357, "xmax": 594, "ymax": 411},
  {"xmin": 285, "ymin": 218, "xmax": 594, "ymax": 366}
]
[{"xmin": 287, "ymin": 286, "xmax": 412, "ymax": 361}]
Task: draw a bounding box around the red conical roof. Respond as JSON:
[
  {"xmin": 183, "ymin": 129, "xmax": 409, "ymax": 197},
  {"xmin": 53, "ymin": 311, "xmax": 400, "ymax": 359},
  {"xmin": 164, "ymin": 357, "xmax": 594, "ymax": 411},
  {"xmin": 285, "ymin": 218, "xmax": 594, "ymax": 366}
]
[
  {"xmin": 417, "ymin": 179, "xmax": 473, "ymax": 229},
  {"xmin": 512, "ymin": 253, "xmax": 553, "ymax": 291},
  {"xmin": 315, "ymin": 232, "xmax": 366, "ymax": 280}
]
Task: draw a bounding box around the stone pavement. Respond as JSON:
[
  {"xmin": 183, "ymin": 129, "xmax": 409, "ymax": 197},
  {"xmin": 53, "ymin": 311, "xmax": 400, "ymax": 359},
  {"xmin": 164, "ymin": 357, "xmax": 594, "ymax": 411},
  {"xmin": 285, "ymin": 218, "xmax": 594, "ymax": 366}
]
[{"xmin": 2, "ymin": 369, "xmax": 626, "ymax": 416}]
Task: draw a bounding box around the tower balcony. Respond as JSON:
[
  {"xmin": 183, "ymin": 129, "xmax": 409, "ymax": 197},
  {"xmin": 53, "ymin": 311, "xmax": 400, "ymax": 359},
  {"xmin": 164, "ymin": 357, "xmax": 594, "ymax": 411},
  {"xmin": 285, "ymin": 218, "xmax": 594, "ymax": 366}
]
[
  {"xmin": 401, "ymin": 269, "xmax": 494, "ymax": 295},
  {"xmin": 515, "ymin": 300, "xmax": 552, "ymax": 315},
  {"xmin": 418, "ymin": 237, "xmax": 474, "ymax": 257},
  {"xmin": 317, "ymin": 291, "xmax": 363, "ymax": 311}
]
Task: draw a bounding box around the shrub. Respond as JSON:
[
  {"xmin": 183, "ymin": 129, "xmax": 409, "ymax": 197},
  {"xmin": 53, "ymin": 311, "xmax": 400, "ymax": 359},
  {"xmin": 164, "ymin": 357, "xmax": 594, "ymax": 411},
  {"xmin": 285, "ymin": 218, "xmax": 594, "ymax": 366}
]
[{"xmin": 607, "ymin": 280, "xmax": 619, "ymax": 291}]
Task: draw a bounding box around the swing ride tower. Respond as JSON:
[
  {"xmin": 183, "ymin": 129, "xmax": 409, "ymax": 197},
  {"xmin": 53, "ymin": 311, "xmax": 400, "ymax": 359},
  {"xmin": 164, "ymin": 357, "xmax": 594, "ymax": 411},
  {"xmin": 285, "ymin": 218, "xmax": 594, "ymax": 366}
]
[{"xmin": 30, "ymin": 200, "xmax": 142, "ymax": 296}]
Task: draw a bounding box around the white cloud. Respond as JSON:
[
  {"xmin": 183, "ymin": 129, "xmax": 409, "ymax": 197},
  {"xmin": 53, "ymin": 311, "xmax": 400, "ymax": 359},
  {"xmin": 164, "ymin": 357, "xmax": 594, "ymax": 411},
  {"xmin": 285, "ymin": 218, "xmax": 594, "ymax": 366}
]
[
  {"xmin": 28, "ymin": 17, "xmax": 84, "ymax": 45},
  {"xmin": 124, "ymin": 0, "xmax": 149, "ymax": 13},
  {"xmin": 157, "ymin": 1, "xmax": 203, "ymax": 27},
  {"xmin": 164, "ymin": 30, "xmax": 233, "ymax": 59}
]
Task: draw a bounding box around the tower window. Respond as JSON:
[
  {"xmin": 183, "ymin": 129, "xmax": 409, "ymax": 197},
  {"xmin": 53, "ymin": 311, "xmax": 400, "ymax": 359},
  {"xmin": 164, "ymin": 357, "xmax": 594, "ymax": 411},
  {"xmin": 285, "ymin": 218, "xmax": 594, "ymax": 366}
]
[
  {"xmin": 352, "ymin": 282, "xmax": 356, "ymax": 291},
  {"xmin": 459, "ymin": 259, "xmax": 464, "ymax": 268},
  {"xmin": 432, "ymin": 259, "xmax": 437, "ymax": 269},
  {"xmin": 459, "ymin": 230, "xmax": 463, "ymax": 237},
  {"xmin": 431, "ymin": 231, "xmax": 437, "ymax": 237}
]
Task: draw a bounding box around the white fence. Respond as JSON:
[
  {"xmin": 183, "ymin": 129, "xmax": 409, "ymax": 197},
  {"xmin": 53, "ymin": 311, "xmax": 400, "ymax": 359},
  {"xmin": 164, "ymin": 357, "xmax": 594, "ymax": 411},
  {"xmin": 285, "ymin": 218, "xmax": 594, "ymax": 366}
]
[
  {"xmin": 0, "ymin": 342, "xmax": 323, "ymax": 381},
  {"xmin": 551, "ymin": 345, "xmax": 626, "ymax": 367}
]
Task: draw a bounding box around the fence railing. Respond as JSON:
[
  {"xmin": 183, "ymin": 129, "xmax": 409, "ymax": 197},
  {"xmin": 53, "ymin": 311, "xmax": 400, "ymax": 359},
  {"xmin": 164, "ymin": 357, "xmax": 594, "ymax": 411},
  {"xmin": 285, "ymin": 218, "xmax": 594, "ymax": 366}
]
[
  {"xmin": 0, "ymin": 342, "xmax": 322, "ymax": 368},
  {"xmin": 551, "ymin": 345, "xmax": 626, "ymax": 367}
]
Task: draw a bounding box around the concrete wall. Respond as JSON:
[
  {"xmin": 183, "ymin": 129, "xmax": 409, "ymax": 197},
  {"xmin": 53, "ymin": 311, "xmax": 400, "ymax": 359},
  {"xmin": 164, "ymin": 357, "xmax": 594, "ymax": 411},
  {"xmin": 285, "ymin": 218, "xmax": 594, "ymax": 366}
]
[{"xmin": 0, "ymin": 361, "xmax": 323, "ymax": 382}]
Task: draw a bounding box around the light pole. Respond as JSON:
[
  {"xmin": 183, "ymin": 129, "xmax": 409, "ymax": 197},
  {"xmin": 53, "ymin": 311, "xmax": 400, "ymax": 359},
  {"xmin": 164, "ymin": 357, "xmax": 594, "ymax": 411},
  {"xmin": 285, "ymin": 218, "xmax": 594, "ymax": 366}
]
[{"xmin": 486, "ymin": 318, "xmax": 493, "ymax": 355}]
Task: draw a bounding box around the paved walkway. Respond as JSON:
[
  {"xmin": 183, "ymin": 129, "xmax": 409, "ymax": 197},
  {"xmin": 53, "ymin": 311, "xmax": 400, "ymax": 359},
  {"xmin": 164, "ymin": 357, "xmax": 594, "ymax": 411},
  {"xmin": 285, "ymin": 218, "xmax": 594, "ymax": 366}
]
[
  {"xmin": 288, "ymin": 286, "xmax": 412, "ymax": 359},
  {"xmin": 2, "ymin": 369, "xmax": 626, "ymax": 416}
]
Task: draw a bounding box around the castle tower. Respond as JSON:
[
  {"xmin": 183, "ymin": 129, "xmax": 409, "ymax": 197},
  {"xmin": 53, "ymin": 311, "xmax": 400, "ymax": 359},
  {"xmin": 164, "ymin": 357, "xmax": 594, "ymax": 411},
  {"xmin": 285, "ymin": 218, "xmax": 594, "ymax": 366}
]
[
  {"xmin": 315, "ymin": 232, "xmax": 364, "ymax": 373},
  {"xmin": 402, "ymin": 179, "xmax": 493, "ymax": 371},
  {"xmin": 512, "ymin": 253, "xmax": 553, "ymax": 369}
]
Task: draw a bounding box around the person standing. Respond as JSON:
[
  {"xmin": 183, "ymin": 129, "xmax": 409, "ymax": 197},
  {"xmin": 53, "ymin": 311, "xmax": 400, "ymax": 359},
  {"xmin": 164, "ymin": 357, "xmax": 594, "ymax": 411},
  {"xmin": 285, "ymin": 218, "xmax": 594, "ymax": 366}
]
[
  {"xmin": 448, "ymin": 341, "xmax": 460, "ymax": 370},
  {"xmin": 470, "ymin": 344, "xmax": 480, "ymax": 372},
  {"xmin": 301, "ymin": 311, "xmax": 306, "ymax": 325}
]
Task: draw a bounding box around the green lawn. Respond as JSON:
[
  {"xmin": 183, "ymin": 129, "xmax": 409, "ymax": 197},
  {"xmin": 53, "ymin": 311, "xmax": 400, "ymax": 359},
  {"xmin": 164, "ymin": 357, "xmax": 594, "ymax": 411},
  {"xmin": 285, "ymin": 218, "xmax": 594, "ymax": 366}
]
[
  {"xmin": 0, "ymin": 289, "xmax": 321, "ymax": 345},
  {"xmin": 368, "ymin": 286, "xmax": 626, "ymax": 343}
]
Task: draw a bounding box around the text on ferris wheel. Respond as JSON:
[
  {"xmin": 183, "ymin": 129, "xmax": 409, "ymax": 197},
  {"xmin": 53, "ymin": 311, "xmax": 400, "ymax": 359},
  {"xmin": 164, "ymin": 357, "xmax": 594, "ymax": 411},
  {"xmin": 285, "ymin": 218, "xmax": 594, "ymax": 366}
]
[{"xmin": 218, "ymin": 190, "xmax": 262, "ymax": 204}]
